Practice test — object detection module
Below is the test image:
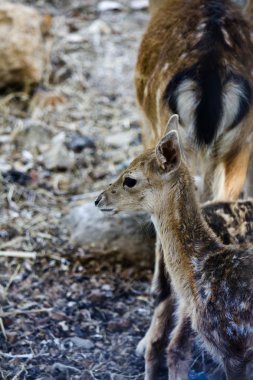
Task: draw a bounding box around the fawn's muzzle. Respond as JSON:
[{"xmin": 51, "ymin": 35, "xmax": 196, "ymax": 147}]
[{"xmin": 95, "ymin": 192, "xmax": 116, "ymax": 213}]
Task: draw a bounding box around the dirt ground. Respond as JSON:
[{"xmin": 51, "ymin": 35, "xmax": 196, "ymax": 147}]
[{"xmin": 0, "ymin": 1, "xmax": 227, "ymax": 379}]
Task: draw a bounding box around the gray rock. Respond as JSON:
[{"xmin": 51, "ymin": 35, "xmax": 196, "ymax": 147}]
[
  {"xmin": 65, "ymin": 203, "xmax": 154, "ymax": 261},
  {"xmin": 42, "ymin": 133, "xmax": 75, "ymax": 170},
  {"xmin": 0, "ymin": 2, "xmax": 50, "ymax": 89}
]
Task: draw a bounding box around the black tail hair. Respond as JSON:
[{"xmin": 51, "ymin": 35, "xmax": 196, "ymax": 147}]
[
  {"xmin": 195, "ymin": 53, "xmax": 223, "ymax": 145},
  {"xmin": 164, "ymin": 64, "xmax": 252, "ymax": 146},
  {"xmin": 163, "ymin": 60, "xmax": 223, "ymax": 145},
  {"xmin": 163, "ymin": 0, "xmax": 252, "ymax": 146}
]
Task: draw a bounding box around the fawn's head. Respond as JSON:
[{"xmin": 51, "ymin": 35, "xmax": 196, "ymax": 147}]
[{"xmin": 95, "ymin": 115, "xmax": 186, "ymax": 214}]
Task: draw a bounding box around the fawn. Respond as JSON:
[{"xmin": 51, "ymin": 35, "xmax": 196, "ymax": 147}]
[
  {"xmin": 134, "ymin": 0, "xmax": 253, "ymax": 371},
  {"xmin": 95, "ymin": 115, "xmax": 253, "ymax": 380}
]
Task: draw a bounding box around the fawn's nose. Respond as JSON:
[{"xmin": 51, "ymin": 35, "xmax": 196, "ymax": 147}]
[{"xmin": 95, "ymin": 194, "xmax": 103, "ymax": 207}]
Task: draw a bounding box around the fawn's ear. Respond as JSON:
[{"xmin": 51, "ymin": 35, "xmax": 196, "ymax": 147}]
[
  {"xmin": 155, "ymin": 129, "xmax": 182, "ymax": 172},
  {"xmin": 164, "ymin": 114, "xmax": 179, "ymax": 135}
]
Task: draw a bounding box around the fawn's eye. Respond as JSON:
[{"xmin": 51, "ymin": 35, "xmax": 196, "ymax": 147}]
[{"xmin": 123, "ymin": 177, "xmax": 137, "ymax": 188}]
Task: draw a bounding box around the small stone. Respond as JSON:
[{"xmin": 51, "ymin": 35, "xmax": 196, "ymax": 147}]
[
  {"xmin": 22, "ymin": 150, "xmax": 33, "ymax": 163},
  {"xmin": 68, "ymin": 337, "xmax": 94, "ymax": 350},
  {"xmin": 107, "ymin": 318, "xmax": 131, "ymax": 332},
  {"xmin": 88, "ymin": 20, "xmax": 112, "ymax": 35},
  {"xmin": 97, "ymin": 1, "xmax": 124, "ymax": 12},
  {"xmin": 43, "ymin": 134, "xmax": 75, "ymax": 170},
  {"xmin": 67, "ymin": 134, "xmax": 96, "ymax": 153},
  {"xmin": 58, "ymin": 321, "xmax": 69, "ymax": 332},
  {"xmin": 101, "ymin": 284, "xmax": 111, "ymax": 291},
  {"xmin": 66, "ymin": 33, "xmax": 88, "ymax": 43},
  {"xmin": 130, "ymin": 0, "xmax": 148, "ymax": 10}
]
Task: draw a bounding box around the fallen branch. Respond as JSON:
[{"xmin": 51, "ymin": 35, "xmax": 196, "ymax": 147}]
[
  {"xmin": 0, "ymin": 352, "xmax": 34, "ymax": 359},
  {"xmin": 12, "ymin": 365, "xmax": 26, "ymax": 380},
  {"xmin": 0, "ymin": 251, "xmax": 37, "ymax": 259},
  {"xmin": 0, "ymin": 308, "xmax": 52, "ymax": 318},
  {"xmin": 0, "ymin": 351, "xmax": 49, "ymax": 360}
]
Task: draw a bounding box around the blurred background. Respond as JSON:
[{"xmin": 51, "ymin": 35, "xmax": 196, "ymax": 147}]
[
  {"xmin": 0, "ymin": 1, "xmax": 155, "ymax": 379},
  {"xmin": 0, "ymin": 1, "xmax": 249, "ymax": 379}
]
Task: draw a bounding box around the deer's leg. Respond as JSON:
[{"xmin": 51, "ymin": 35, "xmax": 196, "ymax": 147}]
[
  {"xmin": 143, "ymin": 296, "xmax": 174, "ymax": 380},
  {"xmin": 136, "ymin": 239, "xmax": 175, "ymax": 380},
  {"xmin": 202, "ymin": 147, "xmax": 251, "ymax": 202},
  {"xmin": 167, "ymin": 310, "xmax": 194, "ymax": 380},
  {"xmin": 222, "ymin": 147, "xmax": 251, "ymax": 201}
]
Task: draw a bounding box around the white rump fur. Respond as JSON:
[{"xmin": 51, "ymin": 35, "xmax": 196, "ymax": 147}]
[{"xmin": 175, "ymin": 77, "xmax": 247, "ymax": 141}]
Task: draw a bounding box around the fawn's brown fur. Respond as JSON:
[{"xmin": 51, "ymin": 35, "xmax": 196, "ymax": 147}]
[
  {"xmin": 95, "ymin": 116, "xmax": 253, "ymax": 380},
  {"xmin": 136, "ymin": 0, "xmax": 253, "ymax": 202}
]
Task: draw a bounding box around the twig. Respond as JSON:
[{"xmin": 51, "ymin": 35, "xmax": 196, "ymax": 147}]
[
  {"xmin": 7, "ymin": 185, "xmax": 18, "ymax": 211},
  {"xmin": 0, "ymin": 318, "xmax": 7, "ymax": 340},
  {"xmin": 5, "ymin": 264, "xmax": 21, "ymax": 294},
  {"xmin": 0, "ymin": 236, "xmax": 24, "ymax": 250},
  {"xmin": 12, "ymin": 365, "xmax": 25, "ymax": 380},
  {"xmin": 0, "ymin": 308, "xmax": 52, "ymax": 318},
  {"xmin": 0, "ymin": 350, "xmax": 49, "ymax": 360},
  {"xmin": 0, "ymin": 352, "xmax": 33, "ymax": 359},
  {"xmin": 0, "ymin": 251, "xmax": 37, "ymax": 259}
]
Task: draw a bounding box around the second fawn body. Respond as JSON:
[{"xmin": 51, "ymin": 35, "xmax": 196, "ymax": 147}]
[{"xmin": 96, "ymin": 116, "xmax": 253, "ymax": 380}]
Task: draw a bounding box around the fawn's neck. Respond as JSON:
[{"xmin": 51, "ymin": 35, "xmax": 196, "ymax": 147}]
[{"xmin": 151, "ymin": 168, "xmax": 221, "ymax": 302}]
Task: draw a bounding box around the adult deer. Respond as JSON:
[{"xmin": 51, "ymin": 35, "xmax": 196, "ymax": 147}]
[{"xmin": 136, "ymin": 0, "xmax": 253, "ymax": 201}]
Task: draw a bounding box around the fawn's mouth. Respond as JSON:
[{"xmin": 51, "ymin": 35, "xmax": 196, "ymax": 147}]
[{"xmin": 100, "ymin": 208, "xmax": 118, "ymax": 215}]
